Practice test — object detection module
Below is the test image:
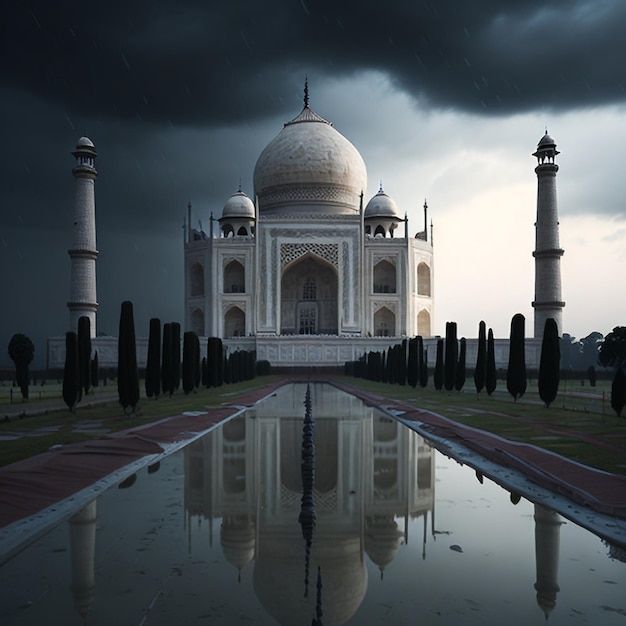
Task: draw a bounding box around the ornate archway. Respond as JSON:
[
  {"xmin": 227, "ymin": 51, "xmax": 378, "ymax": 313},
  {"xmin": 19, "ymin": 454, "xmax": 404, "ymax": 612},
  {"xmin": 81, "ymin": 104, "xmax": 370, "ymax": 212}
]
[{"xmin": 280, "ymin": 254, "xmax": 338, "ymax": 335}]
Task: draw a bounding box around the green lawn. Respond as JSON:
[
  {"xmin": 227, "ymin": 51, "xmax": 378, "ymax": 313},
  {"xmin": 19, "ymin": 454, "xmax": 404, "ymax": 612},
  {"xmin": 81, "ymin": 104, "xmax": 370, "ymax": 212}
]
[{"xmin": 1, "ymin": 375, "xmax": 625, "ymax": 474}]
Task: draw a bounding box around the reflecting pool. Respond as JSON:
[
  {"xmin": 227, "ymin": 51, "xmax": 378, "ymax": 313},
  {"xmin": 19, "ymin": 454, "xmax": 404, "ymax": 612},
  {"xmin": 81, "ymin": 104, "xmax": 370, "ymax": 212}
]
[{"xmin": 0, "ymin": 383, "xmax": 624, "ymax": 625}]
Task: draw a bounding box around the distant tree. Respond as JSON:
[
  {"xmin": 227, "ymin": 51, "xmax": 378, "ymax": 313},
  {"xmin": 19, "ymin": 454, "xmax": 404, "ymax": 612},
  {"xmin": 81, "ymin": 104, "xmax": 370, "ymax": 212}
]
[
  {"xmin": 386, "ymin": 345, "xmax": 395, "ymax": 384},
  {"xmin": 455, "ymin": 337, "xmax": 466, "ymax": 392},
  {"xmin": 474, "ymin": 321, "xmax": 487, "ymax": 394},
  {"xmin": 91, "ymin": 350, "xmax": 99, "ymax": 388},
  {"xmin": 579, "ymin": 331, "xmax": 604, "ymax": 369},
  {"xmin": 77, "ymin": 316, "xmax": 91, "ymax": 399},
  {"xmin": 161, "ymin": 323, "xmax": 173, "ymax": 396},
  {"xmin": 611, "ymin": 365, "xmax": 626, "ymax": 417},
  {"xmin": 117, "ymin": 300, "xmax": 140, "ymax": 414},
  {"xmin": 538, "ymin": 318, "xmax": 560, "ymax": 408},
  {"xmin": 380, "ymin": 349, "xmax": 387, "ymax": 383},
  {"xmin": 444, "ymin": 322, "xmax": 457, "ymax": 391},
  {"xmin": 507, "ymin": 313, "xmax": 527, "ymax": 401},
  {"xmin": 182, "ymin": 331, "xmax": 198, "ymax": 395},
  {"xmin": 419, "ymin": 340, "xmax": 428, "ymax": 388},
  {"xmin": 207, "ymin": 337, "xmax": 224, "ymax": 388},
  {"xmin": 587, "ymin": 365, "xmax": 597, "ymax": 387},
  {"xmin": 145, "ymin": 318, "xmax": 161, "ymax": 399},
  {"xmin": 62, "ymin": 331, "xmax": 79, "ymax": 411},
  {"xmin": 8, "ymin": 333, "xmax": 35, "ymax": 400},
  {"xmin": 599, "ymin": 327, "xmax": 626, "ymax": 369},
  {"xmin": 434, "ymin": 339, "xmax": 444, "ymax": 391},
  {"xmin": 407, "ymin": 337, "xmax": 419, "ymax": 388},
  {"xmin": 486, "ymin": 328, "xmax": 497, "ymax": 396}
]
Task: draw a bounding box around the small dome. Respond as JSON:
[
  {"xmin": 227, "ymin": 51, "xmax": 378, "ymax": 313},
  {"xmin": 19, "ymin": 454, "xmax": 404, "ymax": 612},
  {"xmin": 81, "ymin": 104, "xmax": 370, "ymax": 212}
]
[
  {"xmin": 364, "ymin": 186, "xmax": 400, "ymax": 219},
  {"xmin": 222, "ymin": 189, "xmax": 255, "ymax": 219},
  {"xmin": 77, "ymin": 136, "xmax": 94, "ymax": 148},
  {"xmin": 537, "ymin": 131, "xmax": 556, "ymax": 147}
]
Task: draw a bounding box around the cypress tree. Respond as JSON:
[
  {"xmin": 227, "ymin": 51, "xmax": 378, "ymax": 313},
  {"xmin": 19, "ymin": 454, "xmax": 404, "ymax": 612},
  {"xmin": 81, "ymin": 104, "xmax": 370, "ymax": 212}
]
[
  {"xmin": 444, "ymin": 322, "xmax": 458, "ymax": 391},
  {"xmin": 386, "ymin": 346, "xmax": 394, "ymax": 383},
  {"xmin": 398, "ymin": 339, "xmax": 408, "ymax": 385},
  {"xmin": 77, "ymin": 316, "xmax": 91, "ymax": 398},
  {"xmin": 207, "ymin": 337, "xmax": 220, "ymax": 388},
  {"xmin": 194, "ymin": 334, "xmax": 202, "ymax": 389},
  {"xmin": 455, "ymin": 337, "xmax": 467, "ymax": 392},
  {"xmin": 91, "ymin": 350, "xmax": 99, "ymax": 388},
  {"xmin": 171, "ymin": 322, "xmax": 181, "ymax": 391},
  {"xmin": 117, "ymin": 300, "xmax": 140, "ymax": 414},
  {"xmin": 62, "ymin": 331, "xmax": 80, "ymax": 411},
  {"xmin": 486, "ymin": 328, "xmax": 497, "ymax": 396},
  {"xmin": 182, "ymin": 331, "xmax": 197, "ymax": 395},
  {"xmin": 434, "ymin": 339, "xmax": 444, "ymax": 391},
  {"xmin": 419, "ymin": 340, "xmax": 429, "ymax": 388},
  {"xmin": 474, "ymin": 320, "xmax": 487, "ymax": 394},
  {"xmin": 161, "ymin": 323, "xmax": 173, "ymax": 396},
  {"xmin": 507, "ymin": 313, "xmax": 527, "ymax": 401},
  {"xmin": 407, "ymin": 337, "xmax": 419, "ymax": 388},
  {"xmin": 145, "ymin": 317, "xmax": 161, "ymax": 399},
  {"xmin": 201, "ymin": 356, "xmax": 208, "ymax": 387},
  {"xmin": 216, "ymin": 338, "xmax": 224, "ymax": 387},
  {"xmin": 538, "ymin": 318, "xmax": 560, "ymax": 408},
  {"xmin": 611, "ymin": 365, "xmax": 626, "ymax": 417},
  {"xmin": 381, "ymin": 349, "xmax": 387, "ymax": 383}
]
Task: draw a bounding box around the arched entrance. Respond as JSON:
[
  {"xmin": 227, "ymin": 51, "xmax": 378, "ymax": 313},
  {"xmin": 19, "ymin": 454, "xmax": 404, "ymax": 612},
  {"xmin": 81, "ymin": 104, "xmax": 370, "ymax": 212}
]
[
  {"xmin": 224, "ymin": 306, "xmax": 245, "ymax": 337},
  {"xmin": 280, "ymin": 255, "xmax": 338, "ymax": 335}
]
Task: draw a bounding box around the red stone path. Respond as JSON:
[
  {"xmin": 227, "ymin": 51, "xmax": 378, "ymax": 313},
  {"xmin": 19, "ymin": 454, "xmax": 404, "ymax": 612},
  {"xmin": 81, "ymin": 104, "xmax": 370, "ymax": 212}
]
[
  {"xmin": 0, "ymin": 381, "xmax": 284, "ymax": 529},
  {"xmin": 1, "ymin": 378, "xmax": 625, "ymax": 536},
  {"xmin": 332, "ymin": 381, "xmax": 626, "ymax": 520}
]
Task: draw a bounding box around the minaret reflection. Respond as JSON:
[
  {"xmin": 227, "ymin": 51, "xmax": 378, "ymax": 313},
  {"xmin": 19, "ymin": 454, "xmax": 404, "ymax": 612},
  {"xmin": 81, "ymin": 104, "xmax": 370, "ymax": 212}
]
[
  {"xmin": 68, "ymin": 500, "xmax": 97, "ymax": 619},
  {"xmin": 534, "ymin": 504, "xmax": 562, "ymax": 619},
  {"xmin": 183, "ymin": 382, "xmax": 435, "ymax": 625}
]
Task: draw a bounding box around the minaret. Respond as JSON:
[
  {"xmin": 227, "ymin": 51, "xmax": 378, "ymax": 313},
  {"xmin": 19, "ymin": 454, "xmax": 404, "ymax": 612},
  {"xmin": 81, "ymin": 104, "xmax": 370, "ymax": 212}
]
[
  {"xmin": 533, "ymin": 504, "xmax": 562, "ymax": 619},
  {"xmin": 532, "ymin": 131, "xmax": 564, "ymax": 338},
  {"xmin": 68, "ymin": 137, "xmax": 98, "ymax": 336}
]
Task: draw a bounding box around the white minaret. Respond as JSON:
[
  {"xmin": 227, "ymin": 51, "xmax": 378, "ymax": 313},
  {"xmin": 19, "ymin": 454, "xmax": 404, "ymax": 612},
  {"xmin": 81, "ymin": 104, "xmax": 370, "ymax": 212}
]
[
  {"xmin": 68, "ymin": 137, "xmax": 98, "ymax": 336},
  {"xmin": 532, "ymin": 131, "xmax": 564, "ymax": 338}
]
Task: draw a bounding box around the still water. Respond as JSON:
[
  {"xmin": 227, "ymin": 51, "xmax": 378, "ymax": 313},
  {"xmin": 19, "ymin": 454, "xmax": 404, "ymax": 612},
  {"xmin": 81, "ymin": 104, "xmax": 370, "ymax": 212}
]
[{"xmin": 0, "ymin": 383, "xmax": 624, "ymax": 625}]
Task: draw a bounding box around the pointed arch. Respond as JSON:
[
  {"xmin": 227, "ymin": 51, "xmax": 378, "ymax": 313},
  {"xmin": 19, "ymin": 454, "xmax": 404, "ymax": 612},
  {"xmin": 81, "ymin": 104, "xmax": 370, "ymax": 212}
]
[
  {"xmin": 417, "ymin": 309, "xmax": 431, "ymax": 337},
  {"xmin": 374, "ymin": 306, "xmax": 395, "ymax": 337},
  {"xmin": 224, "ymin": 260, "xmax": 245, "ymax": 293},
  {"xmin": 237, "ymin": 226, "xmax": 248, "ymax": 236},
  {"xmin": 417, "ymin": 262, "xmax": 431, "ymax": 296},
  {"xmin": 191, "ymin": 308, "xmax": 204, "ymax": 336},
  {"xmin": 190, "ymin": 263, "xmax": 204, "ymax": 296},
  {"xmin": 374, "ymin": 224, "xmax": 386, "ymax": 238},
  {"xmin": 373, "ymin": 259, "xmax": 396, "ymax": 293},
  {"xmin": 224, "ymin": 305, "xmax": 245, "ymax": 337},
  {"xmin": 280, "ymin": 253, "xmax": 338, "ymax": 335}
]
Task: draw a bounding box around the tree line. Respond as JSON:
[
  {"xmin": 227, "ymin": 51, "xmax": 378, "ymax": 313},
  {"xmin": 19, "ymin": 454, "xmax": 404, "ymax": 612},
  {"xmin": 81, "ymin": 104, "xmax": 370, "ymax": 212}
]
[{"xmin": 347, "ymin": 317, "xmax": 626, "ymax": 417}]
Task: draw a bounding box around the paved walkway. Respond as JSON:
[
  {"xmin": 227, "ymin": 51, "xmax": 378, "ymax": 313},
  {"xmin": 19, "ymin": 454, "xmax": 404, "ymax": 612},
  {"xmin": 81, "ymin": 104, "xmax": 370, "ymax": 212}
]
[{"xmin": 1, "ymin": 379, "xmax": 625, "ymax": 552}]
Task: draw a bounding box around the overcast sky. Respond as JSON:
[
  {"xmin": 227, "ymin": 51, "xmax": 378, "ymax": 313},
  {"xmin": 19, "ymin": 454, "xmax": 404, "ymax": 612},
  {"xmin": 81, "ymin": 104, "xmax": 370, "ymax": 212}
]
[{"xmin": 2, "ymin": 0, "xmax": 626, "ymax": 366}]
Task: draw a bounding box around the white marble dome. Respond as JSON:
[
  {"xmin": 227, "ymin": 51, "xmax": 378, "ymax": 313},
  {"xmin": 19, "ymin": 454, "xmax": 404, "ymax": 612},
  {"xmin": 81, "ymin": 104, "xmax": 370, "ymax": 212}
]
[
  {"xmin": 222, "ymin": 188, "xmax": 255, "ymax": 219},
  {"xmin": 77, "ymin": 136, "xmax": 94, "ymax": 148},
  {"xmin": 364, "ymin": 187, "xmax": 400, "ymax": 218},
  {"xmin": 253, "ymin": 105, "xmax": 367, "ymax": 215}
]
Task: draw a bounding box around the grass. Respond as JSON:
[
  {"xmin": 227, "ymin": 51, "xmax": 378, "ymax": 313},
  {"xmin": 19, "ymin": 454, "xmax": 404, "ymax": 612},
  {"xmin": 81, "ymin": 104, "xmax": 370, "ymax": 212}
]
[{"xmin": 1, "ymin": 375, "xmax": 625, "ymax": 474}]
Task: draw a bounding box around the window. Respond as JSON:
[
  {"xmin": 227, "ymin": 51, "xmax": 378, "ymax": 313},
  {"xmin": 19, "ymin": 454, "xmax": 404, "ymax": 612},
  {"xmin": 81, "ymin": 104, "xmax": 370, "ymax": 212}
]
[{"xmin": 302, "ymin": 277, "xmax": 316, "ymax": 300}]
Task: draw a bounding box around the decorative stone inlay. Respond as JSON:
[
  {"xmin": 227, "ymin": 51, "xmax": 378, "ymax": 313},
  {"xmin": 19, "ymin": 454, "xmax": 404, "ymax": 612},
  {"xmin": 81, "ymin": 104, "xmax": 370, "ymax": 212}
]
[
  {"xmin": 260, "ymin": 184, "xmax": 358, "ymax": 208},
  {"xmin": 373, "ymin": 301, "xmax": 398, "ymax": 313},
  {"xmin": 280, "ymin": 242, "xmax": 338, "ymax": 269}
]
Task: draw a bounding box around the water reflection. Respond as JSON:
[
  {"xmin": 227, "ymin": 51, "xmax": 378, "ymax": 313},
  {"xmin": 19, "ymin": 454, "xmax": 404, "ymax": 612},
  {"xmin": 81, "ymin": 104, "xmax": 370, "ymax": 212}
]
[
  {"xmin": 2, "ymin": 383, "xmax": 624, "ymax": 625},
  {"xmin": 183, "ymin": 383, "xmax": 435, "ymax": 624}
]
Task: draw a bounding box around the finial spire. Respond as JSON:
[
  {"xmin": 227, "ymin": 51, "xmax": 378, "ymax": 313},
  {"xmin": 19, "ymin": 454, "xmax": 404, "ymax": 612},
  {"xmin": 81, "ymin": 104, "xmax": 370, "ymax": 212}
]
[
  {"xmin": 237, "ymin": 178, "xmax": 242, "ymax": 193},
  {"xmin": 304, "ymin": 75, "xmax": 309, "ymax": 108},
  {"xmin": 378, "ymin": 180, "xmax": 384, "ymax": 193}
]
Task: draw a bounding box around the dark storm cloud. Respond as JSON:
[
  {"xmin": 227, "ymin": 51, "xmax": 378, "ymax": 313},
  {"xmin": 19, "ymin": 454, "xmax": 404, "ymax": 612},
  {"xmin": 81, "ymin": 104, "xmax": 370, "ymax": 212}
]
[{"xmin": 3, "ymin": 0, "xmax": 626, "ymax": 126}]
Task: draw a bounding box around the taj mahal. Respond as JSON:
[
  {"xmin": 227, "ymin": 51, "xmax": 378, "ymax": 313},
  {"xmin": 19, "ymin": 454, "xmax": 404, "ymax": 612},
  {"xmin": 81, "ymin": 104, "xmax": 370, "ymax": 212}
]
[{"xmin": 47, "ymin": 84, "xmax": 564, "ymax": 369}]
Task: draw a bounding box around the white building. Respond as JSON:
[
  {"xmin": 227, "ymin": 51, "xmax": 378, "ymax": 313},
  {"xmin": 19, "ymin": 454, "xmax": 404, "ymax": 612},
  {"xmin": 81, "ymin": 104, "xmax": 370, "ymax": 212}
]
[{"xmin": 184, "ymin": 90, "xmax": 434, "ymax": 367}]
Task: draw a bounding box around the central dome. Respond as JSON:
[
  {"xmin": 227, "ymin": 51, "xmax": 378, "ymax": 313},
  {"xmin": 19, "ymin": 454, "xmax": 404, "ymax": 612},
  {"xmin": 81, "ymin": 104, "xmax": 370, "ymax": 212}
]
[{"xmin": 253, "ymin": 104, "xmax": 367, "ymax": 216}]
